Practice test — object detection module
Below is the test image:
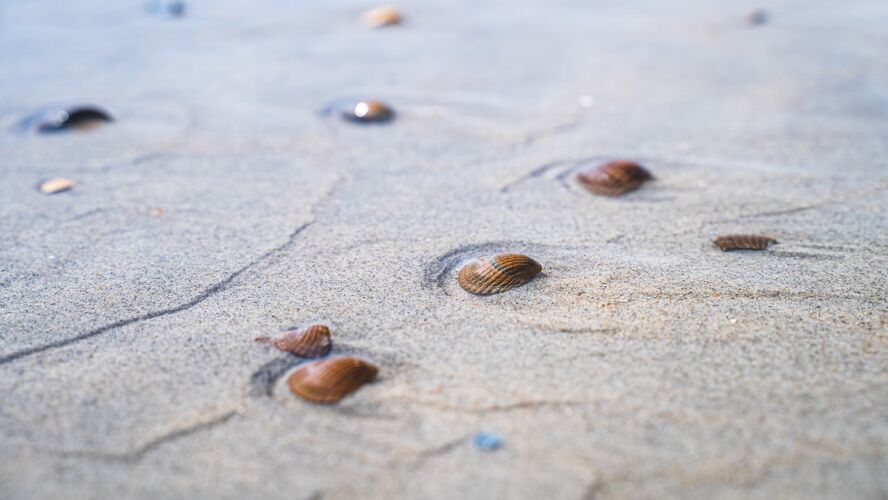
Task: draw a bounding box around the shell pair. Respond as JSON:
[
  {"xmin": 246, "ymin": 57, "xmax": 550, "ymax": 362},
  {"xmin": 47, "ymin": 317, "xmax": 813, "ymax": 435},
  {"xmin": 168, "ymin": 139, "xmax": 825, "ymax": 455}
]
[
  {"xmin": 576, "ymin": 160, "xmax": 653, "ymax": 196},
  {"xmin": 256, "ymin": 324, "xmax": 377, "ymax": 404},
  {"xmin": 458, "ymin": 253, "xmax": 542, "ymax": 295}
]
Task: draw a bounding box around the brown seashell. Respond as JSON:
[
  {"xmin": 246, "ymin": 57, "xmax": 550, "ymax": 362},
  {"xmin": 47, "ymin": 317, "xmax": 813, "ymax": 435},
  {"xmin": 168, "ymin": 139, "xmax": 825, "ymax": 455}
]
[
  {"xmin": 287, "ymin": 356, "xmax": 378, "ymax": 404},
  {"xmin": 363, "ymin": 6, "xmax": 402, "ymax": 28},
  {"xmin": 342, "ymin": 100, "xmax": 395, "ymax": 124},
  {"xmin": 37, "ymin": 178, "xmax": 76, "ymax": 194},
  {"xmin": 458, "ymin": 253, "xmax": 542, "ymax": 295},
  {"xmin": 37, "ymin": 106, "xmax": 112, "ymax": 133},
  {"xmin": 714, "ymin": 234, "xmax": 777, "ymax": 251},
  {"xmin": 255, "ymin": 324, "xmax": 332, "ymax": 358},
  {"xmin": 576, "ymin": 160, "xmax": 653, "ymax": 196}
]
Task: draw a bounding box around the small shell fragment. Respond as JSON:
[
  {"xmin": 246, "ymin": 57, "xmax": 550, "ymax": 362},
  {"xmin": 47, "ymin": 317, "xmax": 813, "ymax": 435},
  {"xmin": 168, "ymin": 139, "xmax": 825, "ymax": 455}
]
[
  {"xmin": 255, "ymin": 324, "xmax": 332, "ymax": 358},
  {"xmin": 714, "ymin": 234, "xmax": 777, "ymax": 251},
  {"xmin": 37, "ymin": 178, "xmax": 76, "ymax": 194},
  {"xmin": 287, "ymin": 356, "xmax": 378, "ymax": 404},
  {"xmin": 458, "ymin": 253, "xmax": 542, "ymax": 295},
  {"xmin": 576, "ymin": 160, "xmax": 653, "ymax": 196},
  {"xmin": 342, "ymin": 100, "xmax": 395, "ymax": 124},
  {"xmin": 37, "ymin": 106, "xmax": 113, "ymax": 133},
  {"xmin": 363, "ymin": 6, "xmax": 402, "ymax": 28}
]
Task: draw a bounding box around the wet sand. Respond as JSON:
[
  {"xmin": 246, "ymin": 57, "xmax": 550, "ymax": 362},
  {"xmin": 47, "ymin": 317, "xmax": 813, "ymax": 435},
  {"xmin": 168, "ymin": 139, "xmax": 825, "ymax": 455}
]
[{"xmin": 1, "ymin": 0, "xmax": 887, "ymax": 498}]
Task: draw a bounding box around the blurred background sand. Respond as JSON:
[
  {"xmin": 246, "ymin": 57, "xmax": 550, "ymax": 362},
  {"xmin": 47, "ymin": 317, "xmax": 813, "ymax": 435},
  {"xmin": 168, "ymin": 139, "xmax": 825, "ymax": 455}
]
[{"xmin": 1, "ymin": 1, "xmax": 887, "ymax": 498}]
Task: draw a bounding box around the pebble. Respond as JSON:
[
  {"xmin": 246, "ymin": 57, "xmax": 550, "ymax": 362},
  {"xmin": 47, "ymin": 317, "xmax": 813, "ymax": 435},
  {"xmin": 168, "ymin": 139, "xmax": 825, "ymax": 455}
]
[{"xmin": 472, "ymin": 432, "xmax": 503, "ymax": 451}]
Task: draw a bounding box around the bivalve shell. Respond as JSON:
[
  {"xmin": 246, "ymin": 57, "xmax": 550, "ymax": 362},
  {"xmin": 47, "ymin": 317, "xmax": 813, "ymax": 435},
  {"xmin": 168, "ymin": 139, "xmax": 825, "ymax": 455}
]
[
  {"xmin": 457, "ymin": 253, "xmax": 542, "ymax": 295},
  {"xmin": 37, "ymin": 178, "xmax": 76, "ymax": 194},
  {"xmin": 714, "ymin": 234, "xmax": 777, "ymax": 251},
  {"xmin": 342, "ymin": 100, "xmax": 395, "ymax": 124},
  {"xmin": 255, "ymin": 324, "xmax": 332, "ymax": 358},
  {"xmin": 363, "ymin": 6, "xmax": 402, "ymax": 28},
  {"xmin": 576, "ymin": 160, "xmax": 653, "ymax": 196},
  {"xmin": 37, "ymin": 106, "xmax": 112, "ymax": 133},
  {"xmin": 287, "ymin": 356, "xmax": 378, "ymax": 404}
]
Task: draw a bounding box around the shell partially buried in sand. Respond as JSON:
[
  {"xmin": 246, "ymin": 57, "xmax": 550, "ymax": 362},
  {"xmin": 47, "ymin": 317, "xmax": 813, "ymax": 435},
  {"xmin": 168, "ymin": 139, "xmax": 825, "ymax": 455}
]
[
  {"xmin": 36, "ymin": 106, "xmax": 113, "ymax": 133},
  {"xmin": 287, "ymin": 356, "xmax": 378, "ymax": 404},
  {"xmin": 362, "ymin": 6, "xmax": 402, "ymax": 28},
  {"xmin": 37, "ymin": 178, "xmax": 76, "ymax": 194},
  {"xmin": 255, "ymin": 324, "xmax": 332, "ymax": 358},
  {"xmin": 342, "ymin": 100, "xmax": 395, "ymax": 124},
  {"xmin": 458, "ymin": 253, "xmax": 543, "ymax": 295},
  {"xmin": 714, "ymin": 234, "xmax": 777, "ymax": 251},
  {"xmin": 576, "ymin": 160, "xmax": 653, "ymax": 196}
]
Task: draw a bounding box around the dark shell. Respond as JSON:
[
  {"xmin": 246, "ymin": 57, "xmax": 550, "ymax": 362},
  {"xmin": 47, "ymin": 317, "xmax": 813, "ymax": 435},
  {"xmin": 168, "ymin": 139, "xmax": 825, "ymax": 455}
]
[
  {"xmin": 747, "ymin": 9, "xmax": 768, "ymax": 26},
  {"xmin": 457, "ymin": 253, "xmax": 542, "ymax": 295},
  {"xmin": 146, "ymin": 0, "xmax": 186, "ymax": 17},
  {"xmin": 714, "ymin": 234, "xmax": 777, "ymax": 251},
  {"xmin": 37, "ymin": 106, "xmax": 113, "ymax": 133},
  {"xmin": 342, "ymin": 101, "xmax": 394, "ymax": 124},
  {"xmin": 287, "ymin": 356, "xmax": 378, "ymax": 404},
  {"xmin": 255, "ymin": 324, "xmax": 332, "ymax": 358},
  {"xmin": 576, "ymin": 160, "xmax": 653, "ymax": 196}
]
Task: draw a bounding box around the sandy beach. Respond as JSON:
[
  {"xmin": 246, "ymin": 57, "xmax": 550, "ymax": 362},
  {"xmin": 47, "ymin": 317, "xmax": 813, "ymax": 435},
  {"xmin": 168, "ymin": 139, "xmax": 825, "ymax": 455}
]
[{"xmin": 1, "ymin": 0, "xmax": 887, "ymax": 498}]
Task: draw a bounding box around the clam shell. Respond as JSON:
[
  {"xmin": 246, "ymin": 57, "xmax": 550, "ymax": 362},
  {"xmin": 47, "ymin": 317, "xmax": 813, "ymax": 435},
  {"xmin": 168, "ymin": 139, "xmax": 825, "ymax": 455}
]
[
  {"xmin": 37, "ymin": 178, "xmax": 76, "ymax": 194},
  {"xmin": 363, "ymin": 6, "xmax": 402, "ymax": 28},
  {"xmin": 342, "ymin": 100, "xmax": 394, "ymax": 123},
  {"xmin": 287, "ymin": 356, "xmax": 378, "ymax": 404},
  {"xmin": 576, "ymin": 160, "xmax": 653, "ymax": 196},
  {"xmin": 37, "ymin": 106, "xmax": 112, "ymax": 133},
  {"xmin": 255, "ymin": 324, "xmax": 332, "ymax": 358},
  {"xmin": 457, "ymin": 253, "xmax": 542, "ymax": 295},
  {"xmin": 714, "ymin": 234, "xmax": 777, "ymax": 251}
]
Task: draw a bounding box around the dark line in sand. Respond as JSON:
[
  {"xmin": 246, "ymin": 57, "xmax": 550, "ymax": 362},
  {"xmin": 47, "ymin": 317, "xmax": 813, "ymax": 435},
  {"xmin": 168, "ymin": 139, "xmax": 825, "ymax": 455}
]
[
  {"xmin": 51, "ymin": 409, "xmax": 240, "ymax": 463},
  {"xmin": 499, "ymin": 161, "xmax": 564, "ymax": 193},
  {"xmin": 0, "ymin": 222, "xmax": 314, "ymax": 365}
]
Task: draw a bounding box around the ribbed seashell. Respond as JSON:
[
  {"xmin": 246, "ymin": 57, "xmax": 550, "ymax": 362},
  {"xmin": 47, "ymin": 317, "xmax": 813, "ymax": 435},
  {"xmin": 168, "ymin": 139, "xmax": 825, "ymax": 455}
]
[
  {"xmin": 714, "ymin": 234, "xmax": 777, "ymax": 251},
  {"xmin": 363, "ymin": 6, "xmax": 402, "ymax": 28},
  {"xmin": 37, "ymin": 106, "xmax": 113, "ymax": 133},
  {"xmin": 37, "ymin": 178, "xmax": 76, "ymax": 194},
  {"xmin": 342, "ymin": 100, "xmax": 395, "ymax": 124},
  {"xmin": 255, "ymin": 324, "xmax": 332, "ymax": 358},
  {"xmin": 457, "ymin": 253, "xmax": 542, "ymax": 295},
  {"xmin": 576, "ymin": 160, "xmax": 653, "ymax": 196},
  {"xmin": 287, "ymin": 356, "xmax": 378, "ymax": 404}
]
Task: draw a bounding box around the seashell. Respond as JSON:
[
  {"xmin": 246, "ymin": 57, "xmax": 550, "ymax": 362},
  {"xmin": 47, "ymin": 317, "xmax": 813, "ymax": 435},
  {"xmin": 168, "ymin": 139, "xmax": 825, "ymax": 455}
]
[
  {"xmin": 746, "ymin": 9, "xmax": 768, "ymax": 26},
  {"xmin": 287, "ymin": 356, "xmax": 378, "ymax": 404},
  {"xmin": 146, "ymin": 0, "xmax": 186, "ymax": 18},
  {"xmin": 255, "ymin": 324, "xmax": 332, "ymax": 358},
  {"xmin": 363, "ymin": 6, "xmax": 402, "ymax": 28},
  {"xmin": 458, "ymin": 253, "xmax": 542, "ymax": 295},
  {"xmin": 576, "ymin": 160, "xmax": 653, "ymax": 196},
  {"xmin": 37, "ymin": 178, "xmax": 76, "ymax": 194},
  {"xmin": 37, "ymin": 106, "xmax": 113, "ymax": 133},
  {"xmin": 342, "ymin": 100, "xmax": 395, "ymax": 124},
  {"xmin": 714, "ymin": 234, "xmax": 777, "ymax": 251}
]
